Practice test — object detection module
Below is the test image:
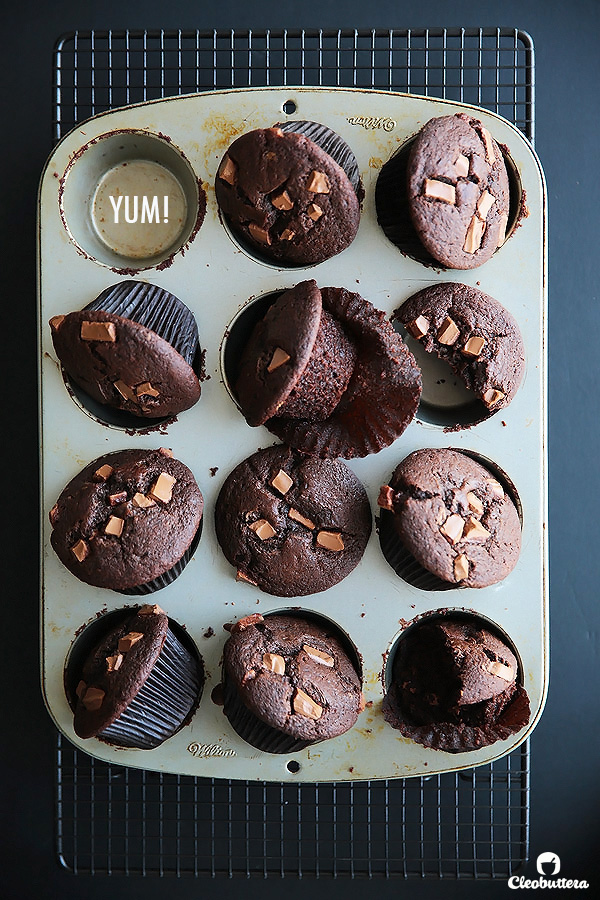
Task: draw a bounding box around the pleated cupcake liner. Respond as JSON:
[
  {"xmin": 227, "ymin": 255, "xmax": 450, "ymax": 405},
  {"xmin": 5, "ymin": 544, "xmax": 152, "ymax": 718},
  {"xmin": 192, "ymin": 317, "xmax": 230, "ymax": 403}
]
[
  {"xmin": 378, "ymin": 509, "xmax": 457, "ymax": 592},
  {"xmin": 86, "ymin": 280, "xmax": 200, "ymax": 370},
  {"xmin": 277, "ymin": 120, "xmax": 361, "ymax": 193},
  {"xmin": 119, "ymin": 518, "xmax": 203, "ymax": 596},
  {"xmin": 374, "ymin": 145, "xmax": 441, "ymax": 268},
  {"xmin": 267, "ymin": 287, "xmax": 422, "ymax": 459},
  {"xmin": 222, "ymin": 672, "xmax": 313, "ymax": 755},
  {"xmin": 99, "ymin": 628, "xmax": 204, "ymax": 749}
]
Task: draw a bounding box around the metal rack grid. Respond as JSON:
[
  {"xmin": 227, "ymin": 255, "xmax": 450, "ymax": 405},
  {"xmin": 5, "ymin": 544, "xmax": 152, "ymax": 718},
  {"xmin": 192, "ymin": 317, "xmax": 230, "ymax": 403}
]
[{"xmin": 52, "ymin": 28, "xmax": 534, "ymax": 878}]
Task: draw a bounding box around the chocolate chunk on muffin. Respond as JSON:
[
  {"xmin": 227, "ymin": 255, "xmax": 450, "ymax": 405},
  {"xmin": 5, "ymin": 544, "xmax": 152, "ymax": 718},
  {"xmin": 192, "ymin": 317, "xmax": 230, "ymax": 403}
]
[
  {"xmin": 376, "ymin": 114, "xmax": 510, "ymax": 269},
  {"xmin": 50, "ymin": 448, "xmax": 203, "ymax": 593},
  {"xmin": 215, "ymin": 126, "xmax": 360, "ymax": 266},
  {"xmin": 378, "ymin": 448, "xmax": 521, "ymax": 589},
  {"xmin": 234, "ymin": 280, "xmax": 422, "ymax": 459},
  {"xmin": 396, "ymin": 282, "xmax": 525, "ymax": 416},
  {"xmin": 70, "ymin": 604, "xmax": 204, "ymax": 749},
  {"xmin": 49, "ymin": 280, "xmax": 202, "ymax": 419},
  {"xmin": 215, "ymin": 446, "xmax": 372, "ymax": 596},
  {"xmin": 383, "ymin": 615, "xmax": 530, "ymax": 751},
  {"xmin": 222, "ymin": 613, "xmax": 364, "ymax": 753}
]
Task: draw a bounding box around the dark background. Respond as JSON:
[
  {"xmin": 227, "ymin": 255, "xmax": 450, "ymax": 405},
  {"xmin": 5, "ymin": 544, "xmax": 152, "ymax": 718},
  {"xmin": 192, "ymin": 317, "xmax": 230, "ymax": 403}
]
[{"xmin": 2, "ymin": 0, "xmax": 598, "ymax": 897}]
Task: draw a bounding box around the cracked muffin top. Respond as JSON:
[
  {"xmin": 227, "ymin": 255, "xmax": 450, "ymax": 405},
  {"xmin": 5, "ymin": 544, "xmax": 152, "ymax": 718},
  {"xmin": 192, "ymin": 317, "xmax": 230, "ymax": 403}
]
[
  {"xmin": 395, "ymin": 281, "xmax": 525, "ymax": 418},
  {"xmin": 223, "ymin": 613, "xmax": 364, "ymax": 743},
  {"xmin": 50, "ymin": 448, "xmax": 203, "ymax": 591},
  {"xmin": 214, "ymin": 127, "xmax": 360, "ymax": 265},
  {"xmin": 383, "ymin": 615, "xmax": 530, "ymax": 751},
  {"xmin": 215, "ymin": 445, "xmax": 372, "ymax": 596},
  {"xmin": 378, "ymin": 448, "xmax": 521, "ymax": 588}
]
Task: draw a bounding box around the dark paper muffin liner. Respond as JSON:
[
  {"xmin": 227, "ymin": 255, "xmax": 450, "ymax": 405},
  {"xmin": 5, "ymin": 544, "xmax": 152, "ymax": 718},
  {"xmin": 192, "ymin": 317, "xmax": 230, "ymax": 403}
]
[
  {"xmin": 99, "ymin": 628, "xmax": 204, "ymax": 749},
  {"xmin": 119, "ymin": 517, "xmax": 203, "ymax": 596},
  {"xmin": 222, "ymin": 670, "xmax": 313, "ymax": 754},
  {"xmin": 374, "ymin": 141, "xmax": 440, "ymax": 267},
  {"xmin": 86, "ymin": 280, "xmax": 201, "ymax": 372},
  {"xmin": 383, "ymin": 680, "xmax": 531, "ymax": 753},
  {"xmin": 266, "ymin": 287, "xmax": 422, "ymax": 459},
  {"xmin": 277, "ymin": 120, "xmax": 361, "ymax": 194},
  {"xmin": 378, "ymin": 509, "xmax": 457, "ymax": 591}
]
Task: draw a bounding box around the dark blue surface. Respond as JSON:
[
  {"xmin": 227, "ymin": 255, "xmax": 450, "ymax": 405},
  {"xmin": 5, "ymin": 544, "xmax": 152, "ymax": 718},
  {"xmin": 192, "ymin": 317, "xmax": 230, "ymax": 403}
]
[{"xmin": 2, "ymin": 0, "xmax": 598, "ymax": 896}]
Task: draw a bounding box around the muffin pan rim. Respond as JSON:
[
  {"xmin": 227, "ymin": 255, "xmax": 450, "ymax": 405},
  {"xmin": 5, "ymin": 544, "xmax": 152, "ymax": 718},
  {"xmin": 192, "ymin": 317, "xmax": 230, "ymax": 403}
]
[{"xmin": 38, "ymin": 85, "xmax": 547, "ymax": 782}]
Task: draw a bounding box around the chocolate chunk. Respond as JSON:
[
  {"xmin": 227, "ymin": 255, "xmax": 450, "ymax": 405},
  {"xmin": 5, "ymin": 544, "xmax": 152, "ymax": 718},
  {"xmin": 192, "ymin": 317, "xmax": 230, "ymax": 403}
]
[
  {"xmin": 71, "ymin": 539, "xmax": 89, "ymax": 562},
  {"xmin": 104, "ymin": 515, "xmax": 124, "ymax": 537},
  {"xmin": 423, "ymin": 178, "xmax": 456, "ymax": 205},
  {"xmin": 80, "ymin": 321, "xmax": 117, "ymax": 342},
  {"xmin": 316, "ymin": 530, "xmax": 344, "ymax": 551},
  {"xmin": 263, "ymin": 652, "xmax": 286, "ymax": 674},
  {"xmin": 118, "ymin": 631, "xmax": 144, "ymax": 652},
  {"xmin": 249, "ymin": 519, "xmax": 276, "ymax": 540},
  {"xmin": 293, "ymin": 687, "xmax": 323, "ymax": 719},
  {"xmin": 306, "ymin": 170, "xmax": 331, "ymax": 193},
  {"xmin": 289, "ymin": 508, "xmax": 316, "ymax": 530},
  {"xmin": 149, "ymin": 472, "xmax": 176, "ymax": 504}
]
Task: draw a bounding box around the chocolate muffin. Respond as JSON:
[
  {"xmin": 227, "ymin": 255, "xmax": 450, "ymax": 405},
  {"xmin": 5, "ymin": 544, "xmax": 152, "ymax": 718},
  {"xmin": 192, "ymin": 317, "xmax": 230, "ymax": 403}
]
[
  {"xmin": 215, "ymin": 126, "xmax": 360, "ymax": 266},
  {"xmin": 50, "ymin": 280, "xmax": 202, "ymax": 419},
  {"xmin": 70, "ymin": 604, "xmax": 204, "ymax": 749},
  {"xmin": 396, "ymin": 282, "xmax": 525, "ymax": 417},
  {"xmin": 214, "ymin": 446, "xmax": 372, "ymax": 596},
  {"xmin": 376, "ymin": 114, "xmax": 510, "ymax": 269},
  {"xmin": 222, "ymin": 613, "xmax": 364, "ymax": 753},
  {"xmin": 233, "ymin": 280, "xmax": 422, "ymax": 459},
  {"xmin": 383, "ymin": 615, "xmax": 530, "ymax": 751},
  {"xmin": 378, "ymin": 448, "xmax": 521, "ymax": 589},
  {"xmin": 50, "ymin": 448, "xmax": 203, "ymax": 594}
]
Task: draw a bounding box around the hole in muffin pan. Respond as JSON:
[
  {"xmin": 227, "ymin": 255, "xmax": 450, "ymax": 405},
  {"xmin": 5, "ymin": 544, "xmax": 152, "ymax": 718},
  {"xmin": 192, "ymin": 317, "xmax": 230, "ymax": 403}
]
[
  {"xmin": 286, "ymin": 759, "xmax": 301, "ymax": 773},
  {"xmin": 262, "ymin": 608, "xmax": 363, "ymax": 681},
  {"xmin": 377, "ymin": 448, "xmax": 522, "ymax": 591},
  {"xmin": 399, "ymin": 329, "xmax": 489, "ymax": 429},
  {"xmin": 374, "ymin": 134, "xmax": 524, "ymax": 268},
  {"xmin": 64, "ymin": 606, "xmax": 204, "ymax": 715},
  {"xmin": 220, "ymin": 290, "xmax": 283, "ymax": 410},
  {"xmin": 382, "ymin": 608, "xmax": 524, "ymax": 694},
  {"xmin": 282, "ymin": 99, "xmax": 297, "ymax": 114},
  {"xmin": 59, "ymin": 130, "xmax": 202, "ymax": 271}
]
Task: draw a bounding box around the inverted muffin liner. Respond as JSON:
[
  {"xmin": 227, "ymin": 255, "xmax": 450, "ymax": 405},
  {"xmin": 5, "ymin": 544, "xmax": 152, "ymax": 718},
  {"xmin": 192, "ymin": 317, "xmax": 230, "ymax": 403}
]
[
  {"xmin": 266, "ymin": 287, "xmax": 422, "ymax": 459},
  {"xmin": 222, "ymin": 669, "xmax": 313, "ymax": 754},
  {"xmin": 119, "ymin": 518, "xmax": 203, "ymax": 596},
  {"xmin": 383, "ymin": 680, "xmax": 531, "ymax": 753},
  {"xmin": 86, "ymin": 280, "xmax": 201, "ymax": 372},
  {"xmin": 99, "ymin": 627, "xmax": 204, "ymax": 749},
  {"xmin": 277, "ymin": 120, "xmax": 362, "ymax": 194},
  {"xmin": 378, "ymin": 509, "xmax": 457, "ymax": 591}
]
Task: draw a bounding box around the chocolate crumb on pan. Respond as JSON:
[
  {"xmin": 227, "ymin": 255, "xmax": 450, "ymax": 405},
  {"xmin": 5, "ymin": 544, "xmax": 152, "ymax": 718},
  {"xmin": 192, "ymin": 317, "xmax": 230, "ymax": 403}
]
[
  {"xmin": 234, "ymin": 280, "xmax": 422, "ymax": 459},
  {"xmin": 378, "ymin": 448, "xmax": 521, "ymax": 589},
  {"xmin": 395, "ymin": 281, "xmax": 525, "ymax": 421},
  {"xmin": 71, "ymin": 604, "xmax": 204, "ymax": 749},
  {"xmin": 383, "ymin": 614, "xmax": 530, "ymax": 752},
  {"xmin": 50, "ymin": 280, "xmax": 203, "ymax": 419},
  {"xmin": 50, "ymin": 448, "xmax": 203, "ymax": 593},
  {"xmin": 221, "ymin": 613, "xmax": 363, "ymax": 753},
  {"xmin": 215, "ymin": 126, "xmax": 360, "ymax": 266},
  {"xmin": 376, "ymin": 114, "xmax": 511, "ymax": 269},
  {"xmin": 215, "ymin": 445, "xmax": 372, "ymax": 597}
]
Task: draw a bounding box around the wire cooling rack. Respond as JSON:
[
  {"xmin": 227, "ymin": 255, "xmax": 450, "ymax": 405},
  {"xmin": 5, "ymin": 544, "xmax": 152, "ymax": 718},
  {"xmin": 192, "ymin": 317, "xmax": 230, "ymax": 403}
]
[{"xmin": 52, "ymin": 28, "xmax": 534, "ymax": 878}]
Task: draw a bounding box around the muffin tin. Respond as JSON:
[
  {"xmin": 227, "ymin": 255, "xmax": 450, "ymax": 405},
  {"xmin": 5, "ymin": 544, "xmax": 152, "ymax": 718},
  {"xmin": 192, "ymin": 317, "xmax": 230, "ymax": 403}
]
[{"xmin": 38, "ymin": 86, "xmax": 547, "ymax": 782}]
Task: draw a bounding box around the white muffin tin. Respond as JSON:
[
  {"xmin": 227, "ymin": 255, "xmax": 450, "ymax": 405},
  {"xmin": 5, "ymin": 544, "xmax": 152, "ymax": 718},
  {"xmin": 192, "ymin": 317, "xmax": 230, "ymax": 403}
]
[{"xmin": 38, "ymin": 87, "xmax": 547, "ymax": 782}]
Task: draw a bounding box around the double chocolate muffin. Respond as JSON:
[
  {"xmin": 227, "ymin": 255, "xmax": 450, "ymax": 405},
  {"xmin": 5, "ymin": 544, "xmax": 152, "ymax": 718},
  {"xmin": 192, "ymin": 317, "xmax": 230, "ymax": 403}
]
[
  {"xmin": 50, "ymin": 448, "xmax": 203, "ymax": 593},
  {"xmin": 234, "ymin": 280, "xmax": 422, "ymax": 459},
  {"xmin": 70, "ymin": 604, "xmax": 204, "ymax": 749},
  {"xmin": 215, "ymin": 126, "xmax": 360, "ymax": 266},
  {"xmin": 378, "ymin": 448, "xmax": 521, "ymax": 589},
  {"xmin": 383, "ymin": 615, "xmax": 530, "ymax": 752},
  {"xmin": 396, "ymin": 281, "xmax": 525, "ymax": 417},
  {"xmin": 222, "ymin": 613, "xmax": 364, "ymax": 753},
  {"xmin": 215, "ymin": 445, "xmax": 372, "ymax": 596},
  {"xmin": 50, "ymin": 280, "xmax": 203, "ymax": 419},
  {"xmin": 377, "ymin": 114, "xmax": 511, "ymax": 269}
]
